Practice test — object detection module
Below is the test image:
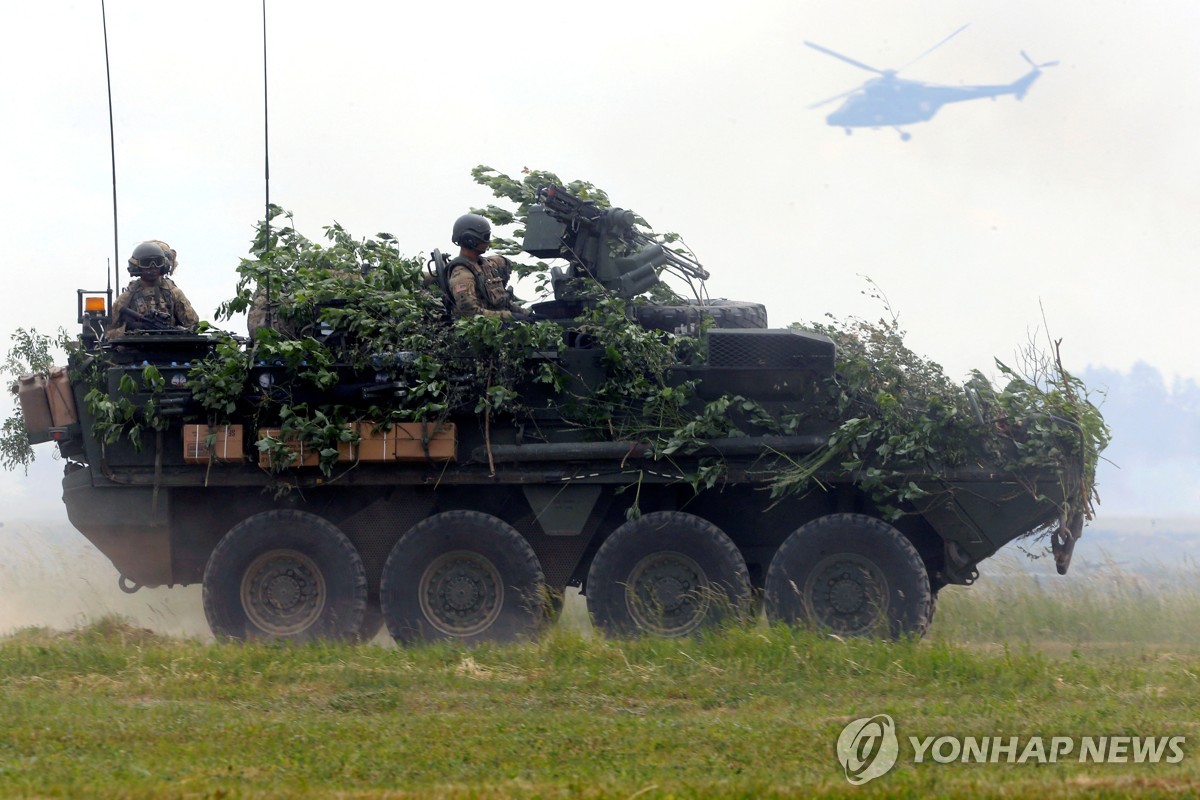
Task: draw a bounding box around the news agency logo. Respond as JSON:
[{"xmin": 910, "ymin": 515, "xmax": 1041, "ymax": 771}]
[
  {"xmin": 836, "ymin": 715, "xmax": 1187, "ymax": 785},
  {"xmin": 836, "ymin": 714, "xmax": 899, "ymax": 785}
]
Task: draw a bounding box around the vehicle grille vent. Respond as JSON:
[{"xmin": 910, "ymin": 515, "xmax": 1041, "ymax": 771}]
[{"xmin": 706, "ymin": 329, "xmax": 835, "ymax": 369}]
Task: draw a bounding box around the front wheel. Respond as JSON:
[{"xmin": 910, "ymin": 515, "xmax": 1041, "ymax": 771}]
[
  {"xmin": 764, "ymin": 513, "xmax": 932, "ymax": 639},
  {"xmin": 379, "ymin": 511, "xmax": 546, "ymax": 645},
  {"xmin": 203, "ymin": 510, "xmax": 368, "ymax": 642}
]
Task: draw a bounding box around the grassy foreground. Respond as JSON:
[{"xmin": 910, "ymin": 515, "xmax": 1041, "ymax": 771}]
[{"xmin": 2, "ymin": 571, "xmax": 1200, "ymax": 799}]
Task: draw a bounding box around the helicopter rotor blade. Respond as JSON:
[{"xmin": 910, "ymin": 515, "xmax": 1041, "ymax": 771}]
[
  {"xmin": 807, "ymin": 86, "xmax": 860, "ymax": 110},
  {"xmin": 897, "ymin": 23, "xmax": 970, "ymax": 72},
  {"xmin": 803, "ymin": 41, "xmax": 885, "ymax": 75}
]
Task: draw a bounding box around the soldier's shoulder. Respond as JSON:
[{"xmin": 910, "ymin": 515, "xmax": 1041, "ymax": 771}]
[{"xmin": 447, "ymin": 262, "xmax": 475, "ymax": 281}]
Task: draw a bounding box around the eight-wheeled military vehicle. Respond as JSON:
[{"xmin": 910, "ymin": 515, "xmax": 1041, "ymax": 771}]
[{"xmin": 21, "ymin": 186, "xmax": 1090, "ymax": 644}]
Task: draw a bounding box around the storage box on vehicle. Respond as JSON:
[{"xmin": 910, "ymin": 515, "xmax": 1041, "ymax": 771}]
[
  {"xmin": 17, "ymin": 373, "xmax": 53, "ymax": 443},
  {"xmin": 183, "ymin": 424, "xmax": 245, "ymax": 463},
  {"xmin": 47, "ymin": 366, "xmax": 79, "ymax": 427},
  {"xmin": 257, "ymin": 428, "xmax": 321, "ymax": 469}
]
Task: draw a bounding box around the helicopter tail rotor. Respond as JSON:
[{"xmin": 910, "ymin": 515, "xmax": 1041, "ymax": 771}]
[
  {"xmin": 1020, "ymin": 50, "xmax": 1059, "ymax": 70},
  {"xmin": 1012, "ymin": 51, "xmax": 1057, "ymax": 99}
]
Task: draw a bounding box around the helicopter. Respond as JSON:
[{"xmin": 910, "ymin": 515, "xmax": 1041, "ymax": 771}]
[{"xmin": 805, "ymin": 25, "xmax": 1057, "ymax": 140}]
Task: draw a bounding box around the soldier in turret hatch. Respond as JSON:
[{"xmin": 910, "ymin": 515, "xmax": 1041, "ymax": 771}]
[
  {"xmin": 108, "ymin": 240, "xmax": 199, "ymax": 337},
  {"xmin": 446, "ymin": 213, "xmax": 529, "ymax": 320}
]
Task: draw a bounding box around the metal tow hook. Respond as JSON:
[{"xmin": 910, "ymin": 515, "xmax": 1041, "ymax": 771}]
[{"xmin": 1051, "ymin": 512, "xmax": 1084, "ymax": 576}]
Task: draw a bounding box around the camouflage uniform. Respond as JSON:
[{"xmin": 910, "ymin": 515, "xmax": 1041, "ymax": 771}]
[
  {"xmin": 247, "ymin": 269, "xmax": 361, "ymax": 339},
  {"xmin": 247, "ymin": 287, "xmax": 296, "ymax": 339},
  {"xmin": 108, "ymin": 277, "xmax": 199, "ymax": 337},
  {"xmin": 448, "ymin": 255, "xmax": 525, "ymax": 320}
]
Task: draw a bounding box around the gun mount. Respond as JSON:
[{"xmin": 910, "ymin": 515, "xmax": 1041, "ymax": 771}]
[{"xmin": 524, "ymin": 185, "xmax": 710, "ymax": 304}]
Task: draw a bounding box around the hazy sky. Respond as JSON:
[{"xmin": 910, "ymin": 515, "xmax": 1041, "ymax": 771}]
[{"xmin": 2, "ymin": 0, "xmax": 1198, "ymax": 514}]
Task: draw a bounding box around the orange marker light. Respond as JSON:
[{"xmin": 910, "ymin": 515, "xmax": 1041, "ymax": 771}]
[{"xmin": 84, "ymin": 296, "xmax": 107, "ymax": 313}]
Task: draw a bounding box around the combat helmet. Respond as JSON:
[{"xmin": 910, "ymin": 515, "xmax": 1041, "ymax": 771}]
[
  {"xmin": 128, "ymin": 241, "xmax": 170, "ymax": 277},
  {"xmin": 451, "ymin": 213, "xmax": 491, "ymax": 250},
  {"xmin": 144, "ymin": 239, "xmax": 178, "ymax": 274}
]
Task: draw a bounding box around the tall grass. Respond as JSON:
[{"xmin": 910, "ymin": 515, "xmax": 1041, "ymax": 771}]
[{"xmin": 932, "ymin": 552, "xmax": 1200, "ymax": 649}]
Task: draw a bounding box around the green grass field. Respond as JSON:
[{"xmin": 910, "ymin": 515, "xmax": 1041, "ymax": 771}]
[{"xmin": 2, "ymin": 565, "xmax": 1199, "ymax": 799}]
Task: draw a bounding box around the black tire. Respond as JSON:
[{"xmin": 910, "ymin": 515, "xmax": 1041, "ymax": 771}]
[
  {"xmin": 687, "ymin": 299, "xmax": 768, "ymax": 329},
  {"xmin": 632, "ymin": 299, "xmax": 768, "ymax": 335},
  {"xmin": 586, "ymin": 511, "xmax": 751, "ymax": 637},
  {"xmin": 379, "ymin": 511, "xmax": 546, "ymax": 645},
  {"xmin": 203, "ymin": 510, "xmax": 368, "ymax": 642},
  {"xmin": 764, "ymin": 513, "xmax": 932, "ymax": 639}
]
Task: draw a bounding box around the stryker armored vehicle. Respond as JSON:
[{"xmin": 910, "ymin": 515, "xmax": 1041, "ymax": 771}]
[{"xmin": 21, "ymin": 186, "xmax": 1091, "ymax": 644}]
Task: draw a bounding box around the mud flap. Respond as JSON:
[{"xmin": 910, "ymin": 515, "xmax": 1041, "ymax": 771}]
[{"xmin": 1051, "ymin": 512, "xmax": 1084, "ymax": 575}]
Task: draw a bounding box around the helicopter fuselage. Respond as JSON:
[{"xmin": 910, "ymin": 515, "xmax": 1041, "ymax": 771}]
[{"xmin": 825, "ymin": 69, "xmax": 1043, "ymax": 131}]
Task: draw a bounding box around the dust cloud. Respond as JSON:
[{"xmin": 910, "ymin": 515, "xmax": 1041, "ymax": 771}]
[{"xmin": 0, "ymin": 518, "xmax": 210, "ymax": 639}]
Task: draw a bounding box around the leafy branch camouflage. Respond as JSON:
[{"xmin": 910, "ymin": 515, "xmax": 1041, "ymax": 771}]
[{"xmin": 3, "ymin": 172, "xmax": 1108, "ymax": 557}]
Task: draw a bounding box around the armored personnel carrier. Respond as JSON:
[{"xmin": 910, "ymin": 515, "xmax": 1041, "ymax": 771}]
[{"xmin": 21, "ymin": 187, "xmax": 1093, "ymax": 644}]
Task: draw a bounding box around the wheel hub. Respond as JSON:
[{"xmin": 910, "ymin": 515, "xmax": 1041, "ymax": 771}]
[
  {"xmin": 266, "ymin": 574, "xmax": 302, "ymax": 609},
  {"xmin": 241, "ymin": 549, "xmax": 326, "ymax": 637},
  {"xmin": 627, "ymin": 552, "xmax": 710, "ymax": 636},
  {"xmin": 419, "ymin": 551, "xmax": 503, "ymax": 637},
  {"xmin": 445, "ymin": 574, "xmax": 481, "ymax": 611},
  {"xmin": 804, "ymin": 555, "xmax": 888, "ymax": 636},
  {"xmin": 829, "ymin": 575, "xmax": 868, "ymax": 614}
]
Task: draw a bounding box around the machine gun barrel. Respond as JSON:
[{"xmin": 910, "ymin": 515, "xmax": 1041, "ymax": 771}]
[
  {"xmin": 537, "ymin": 185, "xmax": 603, "ymax": 226},
  {"xmin": 538, "ymin": 186, "xmax": 637, "ymax": 232},
  {"xmin": 119, "ymin": 306, "xmax": 187, "ymax": 332},
  {"xmin": 629, "ymin": 229, "xmax": 709, "ymax": 282}
]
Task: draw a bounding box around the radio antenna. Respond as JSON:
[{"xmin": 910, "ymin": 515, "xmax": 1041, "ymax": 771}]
[
  {"xmin": 262, "ymin": 0, "xmax": 273, "ymax": 330},
  {"xmin": 262, "ymin": 0, "xmax": 271, "ymax": 241},
  {"xmin": 101, "ymin": 0, "xmax": 120, "ymax": 294}
]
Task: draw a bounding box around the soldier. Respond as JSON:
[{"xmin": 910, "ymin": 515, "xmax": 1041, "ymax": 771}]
[
  {"xmin": 446, "ymin": 213, "xmax": 528, "ymax": 320},
  {"xmin": 247, "ymin": 268, "xmax": 361, "ymax": 340},
  {"xmin": 108, "ymin": 241, "xmax": 199, "ymax": 337},
  {"xmin": 246, "ymin": 284, "xmax": 292, "ymax": 340}
]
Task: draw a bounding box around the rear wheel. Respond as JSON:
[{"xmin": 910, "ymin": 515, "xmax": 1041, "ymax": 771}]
[
  {"xmin": 764, "ymin": 513, "xmax": 932, "ymax": 639},
  {"xmin": 380, "ymin": 511, "xmax": 546, "ymax": 645},
  {"xmin": 203, "ymin": 510, "xmax": 368, "ymax": 642},
  {"xmin": 586, "ymin": 511, "xmax": 751, "ymax": 637}
]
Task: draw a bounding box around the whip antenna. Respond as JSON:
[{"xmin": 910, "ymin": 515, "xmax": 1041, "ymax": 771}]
[
  {"xmin": 262, "ymin": 0, "xmax": 273, "ymax": 329},
  {"xmin": 263, "ymin": 0, "xmax": 271, "ymax": 240},
  {"xmin": 101, "ymin": 0, "xmax": 120, "ymax": 294}
]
